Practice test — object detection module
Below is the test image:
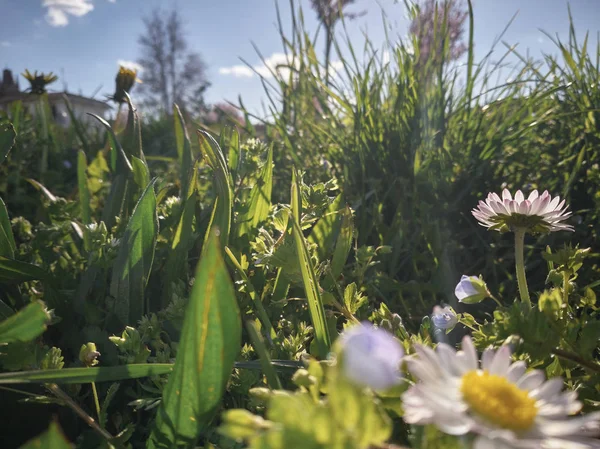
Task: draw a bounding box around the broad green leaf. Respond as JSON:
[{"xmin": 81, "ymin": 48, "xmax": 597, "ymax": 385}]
[
  {"xmin": 0, "ymin": 301, "xmax": 47, "ymax": 344},
  {"xmin": 237, "ymin": 145, "xmax": 273, "ymax": 236},
  {"xmin": 110, "ymin": 179, "xmax": 158, "ymax": 326},
  {"xmin": 198, "ymin": 130, "xmax": 233, "ymax": 248},
  {"xmin": 89, "ymin": 113, "xmax": 134, "ymax": 229},
  {"xmin": 291, "ymin": 169, "xmax": 331, "ymax": 359},
  {"xmin": 0, "ymin": 118, "xmax": 16, "ymax": 164},
  {"xmin": 308, "ymin": 194, "xmax": 344, "ymax": 261},
  {"xmin": 148, "ymin": 231, "xmax": 242, "ymax": 449},
  {"xmin": 0, "ymin": 364, "xmax": 173, "ymax": 385},
  {"xmin": 163, "ymin": 161, "xmax": 200, "ymax": 306},
  {"xmin": 19, "ymin": 421, "xmax": 72, "ymax": 449},
  {"xmin": 0, "ymin": 196, "xmax": 16, "ymax": 259},
  {"xmin": 77, "ymin": 151, "xmax": 92, "ymax": 251},
  {"xmin": 0, "ymin": 256, "xmax": 50, "ymax": 284}
]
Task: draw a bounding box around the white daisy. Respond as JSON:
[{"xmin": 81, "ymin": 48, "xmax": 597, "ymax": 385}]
[
  {"xmin": 472, "ymin": 189, "xmax": 573, "ymax": 233},
  {"xmin": 402, "ymin": 336, "xmax": 600, "ymax": 448}
]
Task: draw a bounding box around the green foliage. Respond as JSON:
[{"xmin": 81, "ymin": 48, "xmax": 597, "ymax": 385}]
[
  {"xmin": 1, "ymin": 3, "xmax": 600, "ymax": 447},
  {"xmin": 148, "ymin": 231, "xmax": 242, "ymax": 448}
]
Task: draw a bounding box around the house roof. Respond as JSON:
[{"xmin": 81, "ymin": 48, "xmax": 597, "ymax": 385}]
[{"xmin": 0, "ymin": 91, "xmax": 112, "ymax": 110}]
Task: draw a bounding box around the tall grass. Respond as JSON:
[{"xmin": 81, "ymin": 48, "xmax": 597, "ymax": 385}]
[{"xmin": 242, "ymin": 0, "xmax": 600, "ymax": 324}]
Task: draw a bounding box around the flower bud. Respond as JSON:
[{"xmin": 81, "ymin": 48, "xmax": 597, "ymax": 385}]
[
  {"xmin": 112, "ymin": 66, "xmax": 139, "ymax": 103},
  {"xmin": 455, "ymin": 275, "xmax": 490, "ymax": 304},
  {"xmin": 431, "ymin": 306, "xmax": 457, "ymax": 330},
  {"xmin": 79, "ymin": 342, "xmax": 100, "ymax": 367},
  {"xmin": 339, "ymin": 323, "xmax": 403, "ymax": 390}
]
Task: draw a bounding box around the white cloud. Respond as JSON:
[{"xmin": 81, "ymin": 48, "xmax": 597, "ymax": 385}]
[
  {"xmin": 219, "ymin": 52, "xmax": 343, "ymax": 80},
  {"xmin": 219, "ymin": 65, "xmax": 254, "ymax": 78},
  {"xmin": 117, "ymin": 59, "xmax": 143, "ymax": 73},
  {"xmin": 42, "ymin": 0, "xmax": 114, "ymax": 27},
  {"xmin": 43, "ymin": 0, "xmax": 94, "ymax": 26},
  {"xmin": 1, "ymin": 41, "xmax": 11, "ymax": 47}
]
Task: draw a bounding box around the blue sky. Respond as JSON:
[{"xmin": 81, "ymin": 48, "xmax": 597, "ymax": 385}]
[{"xmin": 1, "ymin": 0, "xmax": 599, "ymax": 115}]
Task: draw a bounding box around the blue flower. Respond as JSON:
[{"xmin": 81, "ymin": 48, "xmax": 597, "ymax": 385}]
[
  {"xmin": 431, "ymin": 306, "xmax": 457, "ymax": 330},
  {"xmin": 455, "ymin": 275, "xmax": 489, "ymax": 304},
  {"xmin": 339, "ymin": 322, "xmax": 403, "ymax": 390}
]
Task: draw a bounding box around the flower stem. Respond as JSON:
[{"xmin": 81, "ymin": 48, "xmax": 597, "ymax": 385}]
[
  {"xmin": 514, "ymin": 228, "xmax": 531, "ymax": 307},
  {"xmin": 490, "ymin": 295, "xmax": 503, "ymax": 308},
  {"xmin": 562, "ymin": 271, "xmax": 570, "ymax": 306}
]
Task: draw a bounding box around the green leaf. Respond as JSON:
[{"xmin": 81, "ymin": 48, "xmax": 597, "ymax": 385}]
[
  {"xmin": 163, "ymin": 161, "xmax": 200, "ymax": 306},
  {"xmin": 89, "ymin": 113, "xmax": 134, "ymax": 229},
  {"xmin": 246, "ymin": 321, "xmax": 282, "ymax": 389},
  {"xmin": 77, "ymin": 151, "xmax": 92, "ymax": 251},
  {"xmin": 197, "ymin": 130, "xmax": 233, "ymax": 248},
  {"xmin": 0, "ymin": 301, "xmax": 47, "ymax": 345},
  {"xmin": 174, "ymin": 104, "xmax": 193, "ymax": 197},
  {"xmin": 132, "ymin": 156, "xmax": 151, "ymax": 189},
  {"xmin": 121, "ymin": 93, "xmax": 145, "ymax": 162},
  {"xmin": 0, "ymin": 361, "xmax": 299, "ymax": 385},
  {"xmin": 0, "ymin": 256, "xmax": 50, "ymax": 284},
  {"xmin": 19, "ymin": 421, "xmax": 72, "ymax": 449},
  {"xmin": 291, "ymin": 169, "xmax": 331, "ymax": 359},
  {"xmin": 0, "ymin": 196, "xmax": 16, "ymax": 259},
  {"xmin": 0, "ymin": 118, "xmax": 16, "ymax": 164},
  {"xmin": 148, "ymin": 231, "xmax": 242, "ymax": 449},
  {"xmin": 0, "ymin": 364, "xmax": 174, "ymax": 385},
  {"xmin": 226, "ymin": 126, "xmax": 241, "ymax": 176},
  {"xmin": 110, "ymin": 179, "xmax": 158, "ymax": 326},
  {"xmin": 237, "ymin": 144, "xmax": 273, "ymax": 236}
]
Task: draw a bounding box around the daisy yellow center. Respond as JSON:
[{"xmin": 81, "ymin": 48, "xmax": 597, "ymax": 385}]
[{"xmin": 460, "ymin": 370, "xmax": 537, "ymax": 432}]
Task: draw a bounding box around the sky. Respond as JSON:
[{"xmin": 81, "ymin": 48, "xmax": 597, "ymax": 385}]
[{"xmin": 1, "ymin": 0, "xmax": 600, "ymax": 115}]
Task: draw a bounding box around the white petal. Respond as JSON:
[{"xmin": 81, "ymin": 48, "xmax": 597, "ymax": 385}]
[
  {"xmin": 531, "ymin": 377, "xmax": 564, "ymax": 401},
  {"xmin": 506, "ymin": 361, "xmax": 527, "ymax": 383},
  {"xmin": 489, "ymin": 345, "xmax": 511, "ymax": 376},
  {"xmin": 528, "ymin": 190, "xmax": 539, "ymax": 201},
  {"xmin": 481, "ymin": 348, "xmax": 495, "ymax": 371},
  {"xmin": 517, "ymin": 370, "xmax": 546, "ymax": 391},
  {"xmin": 515, "ymin": 190, "xmax": 524, "ymax": 203},
  {"xmin": 459, "ymin": 336, "xmax": 479, "ymax": 371},
  {"xmin": 502, "ymin": 189, "xmax": 512, "ymax": 201}
]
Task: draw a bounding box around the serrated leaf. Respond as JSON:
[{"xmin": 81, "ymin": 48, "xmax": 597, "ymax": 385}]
[
  {"xmin": 0, "ymin": 301, "xmax": 47, "ymax": 345},
  {"xmin": 19, "ymin": 421, "xmax": 72, "ymax": 449},
  {"xmin": 237, "ymin": 145, "xmax": 273, "ymax": 236},
  {"xmin": 147, "ymin": 231, "xmax": 242, "ymax": 448},
  {"xmin": 308, "ymin": 194, "xmax": 344, "ymax": 261},
  {"xmin": 110, "ymin": 179, "xmax": 158, "ymax": 326},
  {"xmin": 330, "ymin": 206, "xmax": 353, "ymax": 279}
]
